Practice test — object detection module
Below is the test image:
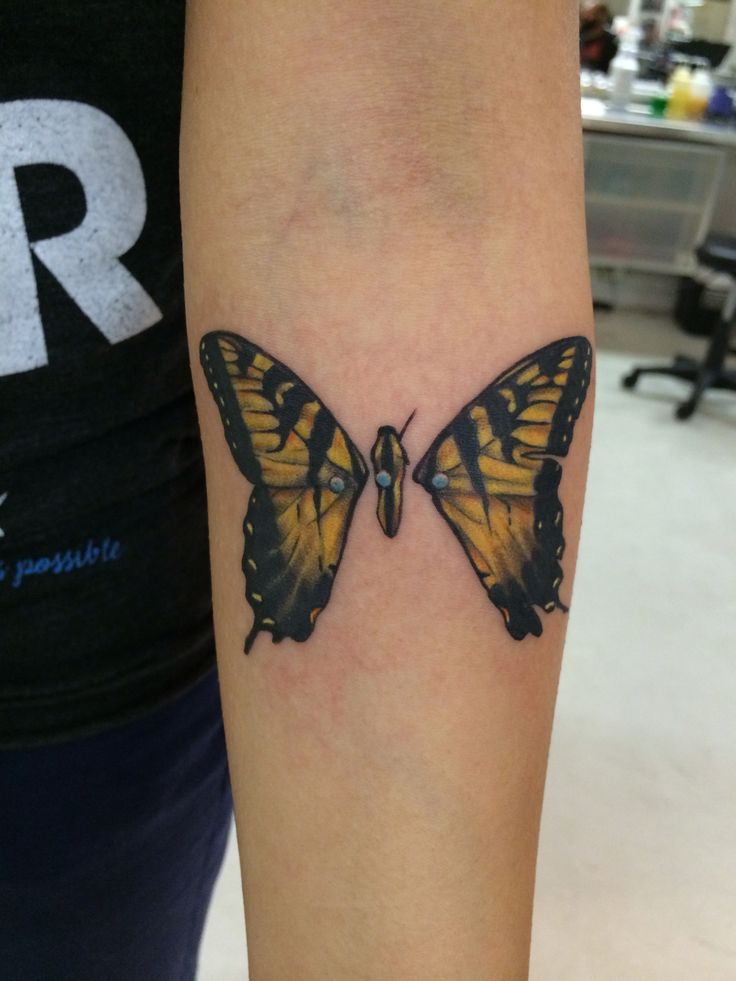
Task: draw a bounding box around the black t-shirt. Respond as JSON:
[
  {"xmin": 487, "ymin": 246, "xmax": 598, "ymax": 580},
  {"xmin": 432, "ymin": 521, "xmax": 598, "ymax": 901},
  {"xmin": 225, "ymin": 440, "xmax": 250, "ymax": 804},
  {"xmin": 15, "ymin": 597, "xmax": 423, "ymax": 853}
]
[{"xmin": 0, "ymin": 0, "xmax": 214, "ymax": 746}]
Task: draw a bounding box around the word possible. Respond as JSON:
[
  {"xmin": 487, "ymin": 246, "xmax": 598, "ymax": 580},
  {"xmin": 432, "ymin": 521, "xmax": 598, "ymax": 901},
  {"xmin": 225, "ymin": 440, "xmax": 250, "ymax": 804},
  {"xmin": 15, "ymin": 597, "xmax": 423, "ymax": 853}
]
[{"xmin": 1, "ymin": 537, "xmax": 122, "ymax": 589}]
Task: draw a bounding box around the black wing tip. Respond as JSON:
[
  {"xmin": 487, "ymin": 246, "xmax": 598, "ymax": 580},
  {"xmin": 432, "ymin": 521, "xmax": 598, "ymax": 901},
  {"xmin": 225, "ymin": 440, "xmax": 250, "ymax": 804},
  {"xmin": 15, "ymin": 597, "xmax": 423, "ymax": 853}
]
[
  {"xmin": 244, "ymin": 621, "xmax": 262, "ymax": 654},
  {"xmin": 552, "ymin": 334, "xmax": 592, "ymax": 354},
  {"xmin": 549, "ymin": 335, "xmax": 592, "ymax": 363},
  {"xmin": 578, "ymin": 335, "xmax": 593, "ymax": 355},
  {"xmin": 199, "ymin": 330, "xmax": 231, "ymax": 350},
  {"xmin": 244, "ymin": 616, "xmax": 322, "ymax": 653},
  {"xmin": 543, "ymin": 335, "xmax": 593, "ymax": 379},
  {"xmin": 501, "ymin": 595, "xmax": 569, "ymax": 641},
  {"xmin": 243, "ymin": 623, "xmax": 288, "ymax": 654},
  {"xmin": 200, "ymin": 330, "xmax": 266, "ymax": 364},
  {"xmin": 503, "ymin": 617, "xmax": 543, "ymax": 642},
  {"xmin": 199, "ymin": 331, "xmax": 239, "ymax": 371}
]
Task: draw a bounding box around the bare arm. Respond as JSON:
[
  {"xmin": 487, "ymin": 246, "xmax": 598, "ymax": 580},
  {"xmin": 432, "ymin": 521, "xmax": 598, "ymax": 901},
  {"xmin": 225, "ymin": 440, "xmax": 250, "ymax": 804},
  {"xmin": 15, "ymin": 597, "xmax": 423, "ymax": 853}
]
[{"xmin": 181, "ymin": 3, "xmax": 593, "ymax": 978}]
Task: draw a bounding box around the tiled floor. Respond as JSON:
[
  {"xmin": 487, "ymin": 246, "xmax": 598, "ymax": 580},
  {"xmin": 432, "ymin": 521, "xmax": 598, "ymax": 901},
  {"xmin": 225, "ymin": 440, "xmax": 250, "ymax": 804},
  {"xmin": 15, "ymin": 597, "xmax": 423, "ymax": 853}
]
[{"xmin": 198, "ymin": 310, "xmax": 736, "ymax": 980}]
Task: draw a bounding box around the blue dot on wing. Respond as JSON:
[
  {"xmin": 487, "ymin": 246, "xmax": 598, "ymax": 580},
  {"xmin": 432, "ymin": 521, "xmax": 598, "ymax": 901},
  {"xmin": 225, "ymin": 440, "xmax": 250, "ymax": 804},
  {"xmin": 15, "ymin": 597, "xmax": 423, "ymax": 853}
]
[
  {"xmin": 376, "ymin": 471, "xmax": 391, "ymax": 488},
  {"xmin": 329, "ymin": 476, "xmax": 345, "ymax": 493},
  {"xmin": 432, "ymin": 472, "xmax": 449, "ymax": 490}
]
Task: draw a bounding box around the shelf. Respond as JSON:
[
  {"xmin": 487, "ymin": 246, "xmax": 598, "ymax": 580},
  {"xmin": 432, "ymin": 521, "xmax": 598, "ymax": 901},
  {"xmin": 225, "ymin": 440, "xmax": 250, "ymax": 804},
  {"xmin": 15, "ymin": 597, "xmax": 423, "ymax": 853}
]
[
  {"xmin": 583, "ymin": 131, "xmax": 725, "ymax": 275},
  {"xmin": 586, "ymin": 192, "xmax": 702, "ymax": 213}
]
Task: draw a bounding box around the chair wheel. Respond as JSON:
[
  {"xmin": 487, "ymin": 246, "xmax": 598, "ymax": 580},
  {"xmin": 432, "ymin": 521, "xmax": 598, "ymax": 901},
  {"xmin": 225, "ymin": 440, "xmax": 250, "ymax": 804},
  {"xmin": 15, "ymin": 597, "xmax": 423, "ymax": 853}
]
[
  {"xmin": 675, "ymin": 401, "xmax": 695, "ymax": 420},
  {"xmin": 622, "ymin": 372, "xmax": 638, "ymax": 390}
]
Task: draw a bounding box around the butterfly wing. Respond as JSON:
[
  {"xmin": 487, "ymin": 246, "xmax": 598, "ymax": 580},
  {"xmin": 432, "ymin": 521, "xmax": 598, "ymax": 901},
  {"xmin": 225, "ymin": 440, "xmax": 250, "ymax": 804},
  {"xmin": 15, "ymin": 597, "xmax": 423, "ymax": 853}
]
[
  {"xmin": 413, "ymin": 337, "xmax": 592, "ymax": 640},
  {"xmin": 200, "ymin": 332, "xmax": 367, "ymax": 652}
]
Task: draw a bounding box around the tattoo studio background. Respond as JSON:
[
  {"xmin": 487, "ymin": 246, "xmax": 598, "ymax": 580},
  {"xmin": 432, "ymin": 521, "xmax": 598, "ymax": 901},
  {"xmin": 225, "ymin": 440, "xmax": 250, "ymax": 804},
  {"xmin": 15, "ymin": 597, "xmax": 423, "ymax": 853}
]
[{"xmin": 0, "ymin": 0, "xmax": 215, "ymax": 746}]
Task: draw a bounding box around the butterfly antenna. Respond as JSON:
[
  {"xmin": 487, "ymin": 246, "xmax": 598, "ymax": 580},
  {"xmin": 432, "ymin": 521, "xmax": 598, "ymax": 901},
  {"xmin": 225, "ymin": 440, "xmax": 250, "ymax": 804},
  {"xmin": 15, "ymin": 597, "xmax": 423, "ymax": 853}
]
[{"xmin": 398, "ymin": 409, "xmax": 417, "ymax": 440}]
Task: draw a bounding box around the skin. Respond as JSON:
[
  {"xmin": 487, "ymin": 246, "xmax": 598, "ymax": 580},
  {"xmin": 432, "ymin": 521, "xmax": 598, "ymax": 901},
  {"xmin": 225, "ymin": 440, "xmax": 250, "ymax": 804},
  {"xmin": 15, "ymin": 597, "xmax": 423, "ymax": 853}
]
[{"xmin": 180, "ymin": 3, "xmax": 593, "ymax": 979}]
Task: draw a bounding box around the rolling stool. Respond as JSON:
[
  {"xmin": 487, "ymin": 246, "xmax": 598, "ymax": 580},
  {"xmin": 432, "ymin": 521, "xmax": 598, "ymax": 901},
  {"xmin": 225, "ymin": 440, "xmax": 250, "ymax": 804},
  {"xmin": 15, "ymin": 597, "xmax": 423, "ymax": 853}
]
[{"xmin": 622, "ymin": 233, "xmax": 736, "ymax": 419}]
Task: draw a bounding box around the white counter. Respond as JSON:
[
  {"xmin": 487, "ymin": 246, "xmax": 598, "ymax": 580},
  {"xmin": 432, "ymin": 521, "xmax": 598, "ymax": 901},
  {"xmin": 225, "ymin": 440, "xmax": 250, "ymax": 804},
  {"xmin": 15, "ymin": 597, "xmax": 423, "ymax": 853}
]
[{"xmin": 581, "ymin": 96, "xmax": 736, "ymax": 149}]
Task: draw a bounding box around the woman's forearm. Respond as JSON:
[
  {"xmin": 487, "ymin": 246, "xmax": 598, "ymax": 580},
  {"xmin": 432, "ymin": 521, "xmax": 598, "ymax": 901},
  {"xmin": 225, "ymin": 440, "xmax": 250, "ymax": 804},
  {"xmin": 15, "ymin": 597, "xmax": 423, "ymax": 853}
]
[{"xmin": 181, "ymin": 3, "xmax": 593, "ymax": 978}]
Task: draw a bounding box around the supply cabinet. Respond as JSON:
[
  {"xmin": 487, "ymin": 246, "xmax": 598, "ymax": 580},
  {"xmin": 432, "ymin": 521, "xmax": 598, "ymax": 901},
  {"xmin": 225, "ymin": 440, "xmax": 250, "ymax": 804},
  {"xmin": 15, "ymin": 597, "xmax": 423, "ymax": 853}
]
[{"xmin": 584, "ymin": 132, "xmax": 725, "ymax": 274}]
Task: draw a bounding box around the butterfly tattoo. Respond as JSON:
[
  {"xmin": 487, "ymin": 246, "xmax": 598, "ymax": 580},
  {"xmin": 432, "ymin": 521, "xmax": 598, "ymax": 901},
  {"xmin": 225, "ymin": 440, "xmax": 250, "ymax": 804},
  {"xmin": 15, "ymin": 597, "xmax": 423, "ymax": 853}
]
[{"xmin": 200, "ymin": 333, "xmax": 591, "ymax": 652}]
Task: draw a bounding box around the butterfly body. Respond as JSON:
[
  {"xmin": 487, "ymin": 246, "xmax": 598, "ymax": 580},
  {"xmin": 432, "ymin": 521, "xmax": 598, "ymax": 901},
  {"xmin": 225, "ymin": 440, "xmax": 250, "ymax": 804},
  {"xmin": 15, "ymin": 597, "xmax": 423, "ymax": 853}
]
[{"xmin": 370, "ymin": 418, "xmax": 413, "ymax": 538}]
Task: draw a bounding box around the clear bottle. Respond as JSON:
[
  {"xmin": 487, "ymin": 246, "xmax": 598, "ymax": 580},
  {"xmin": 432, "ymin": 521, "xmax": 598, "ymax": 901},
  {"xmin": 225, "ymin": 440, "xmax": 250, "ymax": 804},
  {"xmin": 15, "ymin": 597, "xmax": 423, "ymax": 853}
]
[{"xmin": 609, "ymin": 28, "xmax": 640, "ymax": 111}]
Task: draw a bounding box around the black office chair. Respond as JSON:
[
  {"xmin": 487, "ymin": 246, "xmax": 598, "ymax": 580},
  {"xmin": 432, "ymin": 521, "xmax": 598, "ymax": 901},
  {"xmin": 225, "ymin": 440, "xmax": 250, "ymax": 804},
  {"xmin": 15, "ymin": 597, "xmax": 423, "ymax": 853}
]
[{"xmin": 622, "ymin": 234, "xmax": 736, "ymax": 420}]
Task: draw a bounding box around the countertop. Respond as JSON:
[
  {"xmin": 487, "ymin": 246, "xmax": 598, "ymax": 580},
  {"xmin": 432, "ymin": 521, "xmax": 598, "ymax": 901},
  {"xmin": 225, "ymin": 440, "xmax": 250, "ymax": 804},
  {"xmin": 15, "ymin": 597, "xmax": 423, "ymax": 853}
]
[{"xmin": 581, "ymin": 96, "xmax": 736, "ymax": 149}]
